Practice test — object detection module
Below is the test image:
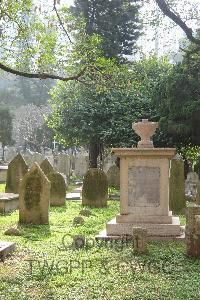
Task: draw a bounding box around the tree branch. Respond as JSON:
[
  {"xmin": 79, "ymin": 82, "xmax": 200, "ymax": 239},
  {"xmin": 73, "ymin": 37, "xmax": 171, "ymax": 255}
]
[
  {"xmin": 155, "ymin": 0, "xmax": 200, "ymax": 46},
  {"xmin": 53, "ymin": 0, "xmax": 73, "ymax": 44},
  {"xmin": 0, "ymin": 62, "xmax": 86, "ymax": 81}
]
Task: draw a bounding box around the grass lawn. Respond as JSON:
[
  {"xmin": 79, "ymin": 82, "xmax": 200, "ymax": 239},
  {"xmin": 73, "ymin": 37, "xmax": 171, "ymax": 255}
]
[{"xmin": 0, "ymin": 189, "xmax": 200, "ymax": 299}]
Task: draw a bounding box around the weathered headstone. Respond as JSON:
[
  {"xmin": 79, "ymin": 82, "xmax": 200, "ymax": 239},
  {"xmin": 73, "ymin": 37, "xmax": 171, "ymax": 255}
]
[
  {"xmin": 5, "ymin": 154, "xmax": 28, "ymax": 194},
  {"xmin": 185, "ymin": 172, "xmax": 199, "ymax": 197},
  {"xmin": 74, "ymin": 155, "xmax": 89, "ymax": 177},
  {"xmin": 106, "ymin": 165, "xmax": 120, "ymax": 189},
  {"xmin": 132, "ymin": 227, "xmax": 148, "ymax": 254},
  {"xmin": 103, "ymin": 154, "xmax": 117, "ymax": 174},
  {"xmin": 40, "ymin": 158, "xmax": 54, "ymax": 175},
  {"xmin": 196, "ymin": 181, "xmax": 200, "ymax": 204},
  {"xmin": 19, "ymin": 163, "xmax": 50, "ymax": 225},
  {"xmin": 0, "ymin": 166, "xmax": 8, "ymax": 183},
  {"xmin": 82, "ymin": 168, "xmax": 108, "ymax": 207},
  {"xmin": 47, "ymin": 172, "xmax": 66, "ymax": 206},
  {"xmin": 169, "ymin": 154, "xmax": 185, "ymax": 213},
  {"xmin": 56, "ymin": 154, "xmax": 71, "ymax": 177},
  {"xmin": 30, "ymin": 152, "xmax": 45, "ymax": 166},
  {"xmin": 186, "ymin": 205, "xmax": 200, "ymax": 257}
]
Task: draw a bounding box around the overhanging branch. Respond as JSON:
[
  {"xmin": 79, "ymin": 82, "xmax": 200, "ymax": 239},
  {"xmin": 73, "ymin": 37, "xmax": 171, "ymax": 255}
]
[
  {"xmin": 0, "ymin": 62, "xmax": 86, "ymax": 81},
  {"xmin": 53, "ymin": 0, "xmax": 73, "ymax": 44},
  {"xmin": 155, "ymin": 0, "xmax": 200, "ymax": 46}
]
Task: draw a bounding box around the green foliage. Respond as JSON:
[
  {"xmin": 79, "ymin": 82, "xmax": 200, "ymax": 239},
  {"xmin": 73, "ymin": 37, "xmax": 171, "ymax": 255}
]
[
  {"xmin": 71, "ymin": 0, "xmax": 143, "ymax": 61},
  {"xmin": 48, "ymin": 57, "xmax": 171, "ymax": 149},
  {"xmin": 153, "ymin": 42, "xmax": 200, "ymax": 147}
]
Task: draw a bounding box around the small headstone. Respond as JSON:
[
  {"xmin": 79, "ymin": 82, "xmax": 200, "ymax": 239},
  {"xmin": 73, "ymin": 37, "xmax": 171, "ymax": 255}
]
[
  {"xmin": 73, "ymin": 235, "xmax": 85, "ymax": 249},
  {"xmin": 169, "ymin": 154, "xmax": 185, "ymax": 213},
  {"xmin": 82, "ymin": 168, "xmax": 108, "ymax": 207},
  {"xmin": 0, "ymin": 241, "xmax": 16, "ymax": 262},
  {"xmin": 47, "ymin": 172, "xmax": 67, "ymax": 206},
  {"xmin": 19, "ymin": 163, "xmax": 50, "ymax": 225},
  {"xmin": 5, "ymin": 154, "xmax": 28, "ymax": 194},
  {"xmin": 132, "ymin": 227, "xmax": 148, "ymax": 254},
  {"xmin": 73, "ymin": 216, "xmax": 84, "ymax": 226},
  {"xmin": 4, "ymin": 227, "xmax": 21, "ymax": 236},
  {"xmin": 79, "ymin": 209, "xmax": 91, "ymax": 217},
  {"xmin": 106, "ymin": 165, "xmax": 120, "ymax": 189},
  {"xmin": 40, "ymin": 158, "xmax": 54, "ymax": 175},
  {"xmin": 30, "ymin": 152, "xmax": 45, "ymax": 167},
  {"xmin": 74, "ymin": 155, "xmax": 89, "ymax": 177},
  {"xmin": 56, "ymin": 154, "xmax": 71, "ymax": 177},
  {"xmin": 186, "ymin": 205, "xmax": 200, "ymax": 257}
]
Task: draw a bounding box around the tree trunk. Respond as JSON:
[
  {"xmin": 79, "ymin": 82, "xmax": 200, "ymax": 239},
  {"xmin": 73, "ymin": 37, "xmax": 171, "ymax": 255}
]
[{"xmin": 89, "ymin": 138, "xmax": 100, "ymax": 168}]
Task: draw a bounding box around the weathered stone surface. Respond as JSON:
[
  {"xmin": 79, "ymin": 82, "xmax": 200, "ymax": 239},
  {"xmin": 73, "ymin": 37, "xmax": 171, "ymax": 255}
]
[
  {"xmin": 4, "ymin": 227, "xmax": 21, "ymax": 236},
  {"xmin": 106, "ymin": 165, "xmax": 120, "ymax": 189},
  {"xmin": 103, "ymin": 154, "xmax": 117, "ymax": 174},
  {"xmin": 133, "ymin": 119, "xmax": 158, "ymax": 148},
  {"xmin": 128, "ymin": 166, "xmax": 160, "ymax": 207},
  {"xmin": 0, "ymin": 193, "xmax": 19, "ymax": 213},
  {"xmin": 5, "ymin": 154, "xmax": 28, "ymax": 194},
  {"xmin": 73, "ymin": 235, "xmax": 85, "ymax": 249},
  {"xmin": 47, "ymin": 172, "xmax": 66, "ymax": 206},
  {"xmin": 30, "ymin": 153, "xmax": 45, "ymax": 167},
  {"xmin": 132, "ymin": 227, "xmax": 148, "ymax": 254},
  {"xmin": 56, "ymin": 154, "xmax": 71, "ymax": 177},
  {"xmin": 185, "ymin": 172, "xmax": 199, "ymax": 197},
  {"xmin": 0, "ymin": 241, "xmax": 16, "ymax": 262},
  {"xmin": 0, "ymin": 166, "xmax": 8, "ymax": 183},
  {"xmin": 73, "ymin": 216, "xmax": 84, "ymax": 225},
  {"xmin": 40, "ymin": 158, "xmax": 54, "ymax": 175},
  {"xmin": 79, "ymin": 209, "xmax": 91, "ymax": 217},
  {"xmin": 74, "ymin": 155, "xmax": 89, "ymax": 177},
  {"xmin": 19, "ymin": 163, "xmax": 50, "ymax": 225},
  {"xmin": 186, "ymin": 205, "xmax": 200, "ymax": 257},
  {"xmin": 82, "ymin": 168, "xmax": 108, "ymax": 207},
  {"xmin": 196, "ymin": 181, "xmax": 200, "ymax": 204},
  {"xmin": 169, "ymin": 154, "xmax": 185, "ymax": 213}
]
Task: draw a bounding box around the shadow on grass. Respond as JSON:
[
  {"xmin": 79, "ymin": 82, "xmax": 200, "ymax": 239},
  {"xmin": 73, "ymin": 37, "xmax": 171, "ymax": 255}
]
[{"xmin": 20, "ymin": 224, "xmax": 51, "ymax": 241}]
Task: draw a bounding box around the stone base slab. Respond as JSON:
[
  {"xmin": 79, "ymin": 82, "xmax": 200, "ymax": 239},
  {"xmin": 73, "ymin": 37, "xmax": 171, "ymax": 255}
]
[
  {"xmin": 0, "ymin": 241, "xmax": 16, "ymax": 262},
  {"xmin": 116, "ymin": 212, "xmax": 173, "ymax": 224},
  {"xmin": 106, "ymin": 217, "xmax": 181, "ymax": 237},
  {"xmin": 0, "ymin": 193, "xmax": 19, "ymax": 213},
  {"xmin": 96, "ymin": 228, "xmax": 185, "ymax": 241}
]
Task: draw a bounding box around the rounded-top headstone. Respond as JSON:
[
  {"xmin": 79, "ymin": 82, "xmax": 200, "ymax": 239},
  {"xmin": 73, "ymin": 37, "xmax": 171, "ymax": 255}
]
[
  {"xmin": 82, "ymin": 168, "xmax": 108, "ymax": 207},
  {"xmin": 5, "ymin": 153, "xmax": 28, "ymax": 194},
  {"xmin": 40, "ymin": 158, "xmax": 54, "ymax": 175},
  {"xmin": 106, "ymin": 165, "xmax": 120, "ymax": 189},
  {"xmin": 47, "ymin": 171, "xmax": 67, "ymax": 206}
]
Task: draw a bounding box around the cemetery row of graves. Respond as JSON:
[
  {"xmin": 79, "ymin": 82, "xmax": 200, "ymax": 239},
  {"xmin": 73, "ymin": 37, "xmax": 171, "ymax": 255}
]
[{"xmin": 0, "ymin": 139, "xmax": 200, "ymax": 299}]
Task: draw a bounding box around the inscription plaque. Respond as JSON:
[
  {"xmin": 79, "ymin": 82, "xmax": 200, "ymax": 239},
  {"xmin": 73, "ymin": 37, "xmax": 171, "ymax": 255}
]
[{"xmin": 128, "ymin": 166, "xmax": 160, "ymax": 207}]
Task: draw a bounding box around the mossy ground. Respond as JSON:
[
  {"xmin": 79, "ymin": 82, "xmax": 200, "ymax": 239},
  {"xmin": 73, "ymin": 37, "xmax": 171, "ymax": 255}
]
[{"xmin": 0, "ymin": 185, "xmax": 200, "ymax": 299}]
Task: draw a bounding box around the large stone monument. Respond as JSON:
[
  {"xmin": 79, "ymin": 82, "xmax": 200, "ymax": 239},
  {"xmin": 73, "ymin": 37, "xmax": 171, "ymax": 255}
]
[{"xmin": 99, "ymin": 119, "xmax": 182, "ymax": 240}]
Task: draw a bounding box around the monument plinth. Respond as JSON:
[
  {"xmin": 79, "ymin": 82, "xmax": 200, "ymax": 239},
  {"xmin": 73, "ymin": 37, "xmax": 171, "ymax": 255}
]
[{"xmin": 98, "ymin": 119, "xmax": 182, "ymax": 240}]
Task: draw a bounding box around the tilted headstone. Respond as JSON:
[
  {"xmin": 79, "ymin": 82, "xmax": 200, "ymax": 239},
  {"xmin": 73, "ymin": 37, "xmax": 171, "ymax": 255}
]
[
  {"xmin": 19, "ymin": 163, "xmax": 50, "ymax": 224},
  {"xmin": 82, "ymin": 168, "xmax": 108, "ymax": 207},
  {"xmin": 186, "ymin": 205, "xmax": 200, "ymax": 257},
  {"xmin": 5, "ymin": 154, "xmax": 28, "ymax": 194},
  {"xmin": 132, "ymin": 227, "xmax": 148, "ymax": 254},
  {"xmin": 169, "ymin": 154, "xmax": 185, "ymax": 213},
  {"xmin": 47, "ymin": 172, "xmax": 67, "ymax": 206},
  {"xmin": 106, "ymin": 165, "xmax": 120, "ymax": 189},
  {"xmin": 40, "ymin": 158, "xmax": 54, "ymax": 175}
]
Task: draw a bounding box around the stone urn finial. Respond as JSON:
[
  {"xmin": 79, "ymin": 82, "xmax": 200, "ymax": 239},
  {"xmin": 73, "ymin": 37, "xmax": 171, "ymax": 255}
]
[{"xmin": 132, "ymin": 119, "xmax": 158, "ymax": 148}]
